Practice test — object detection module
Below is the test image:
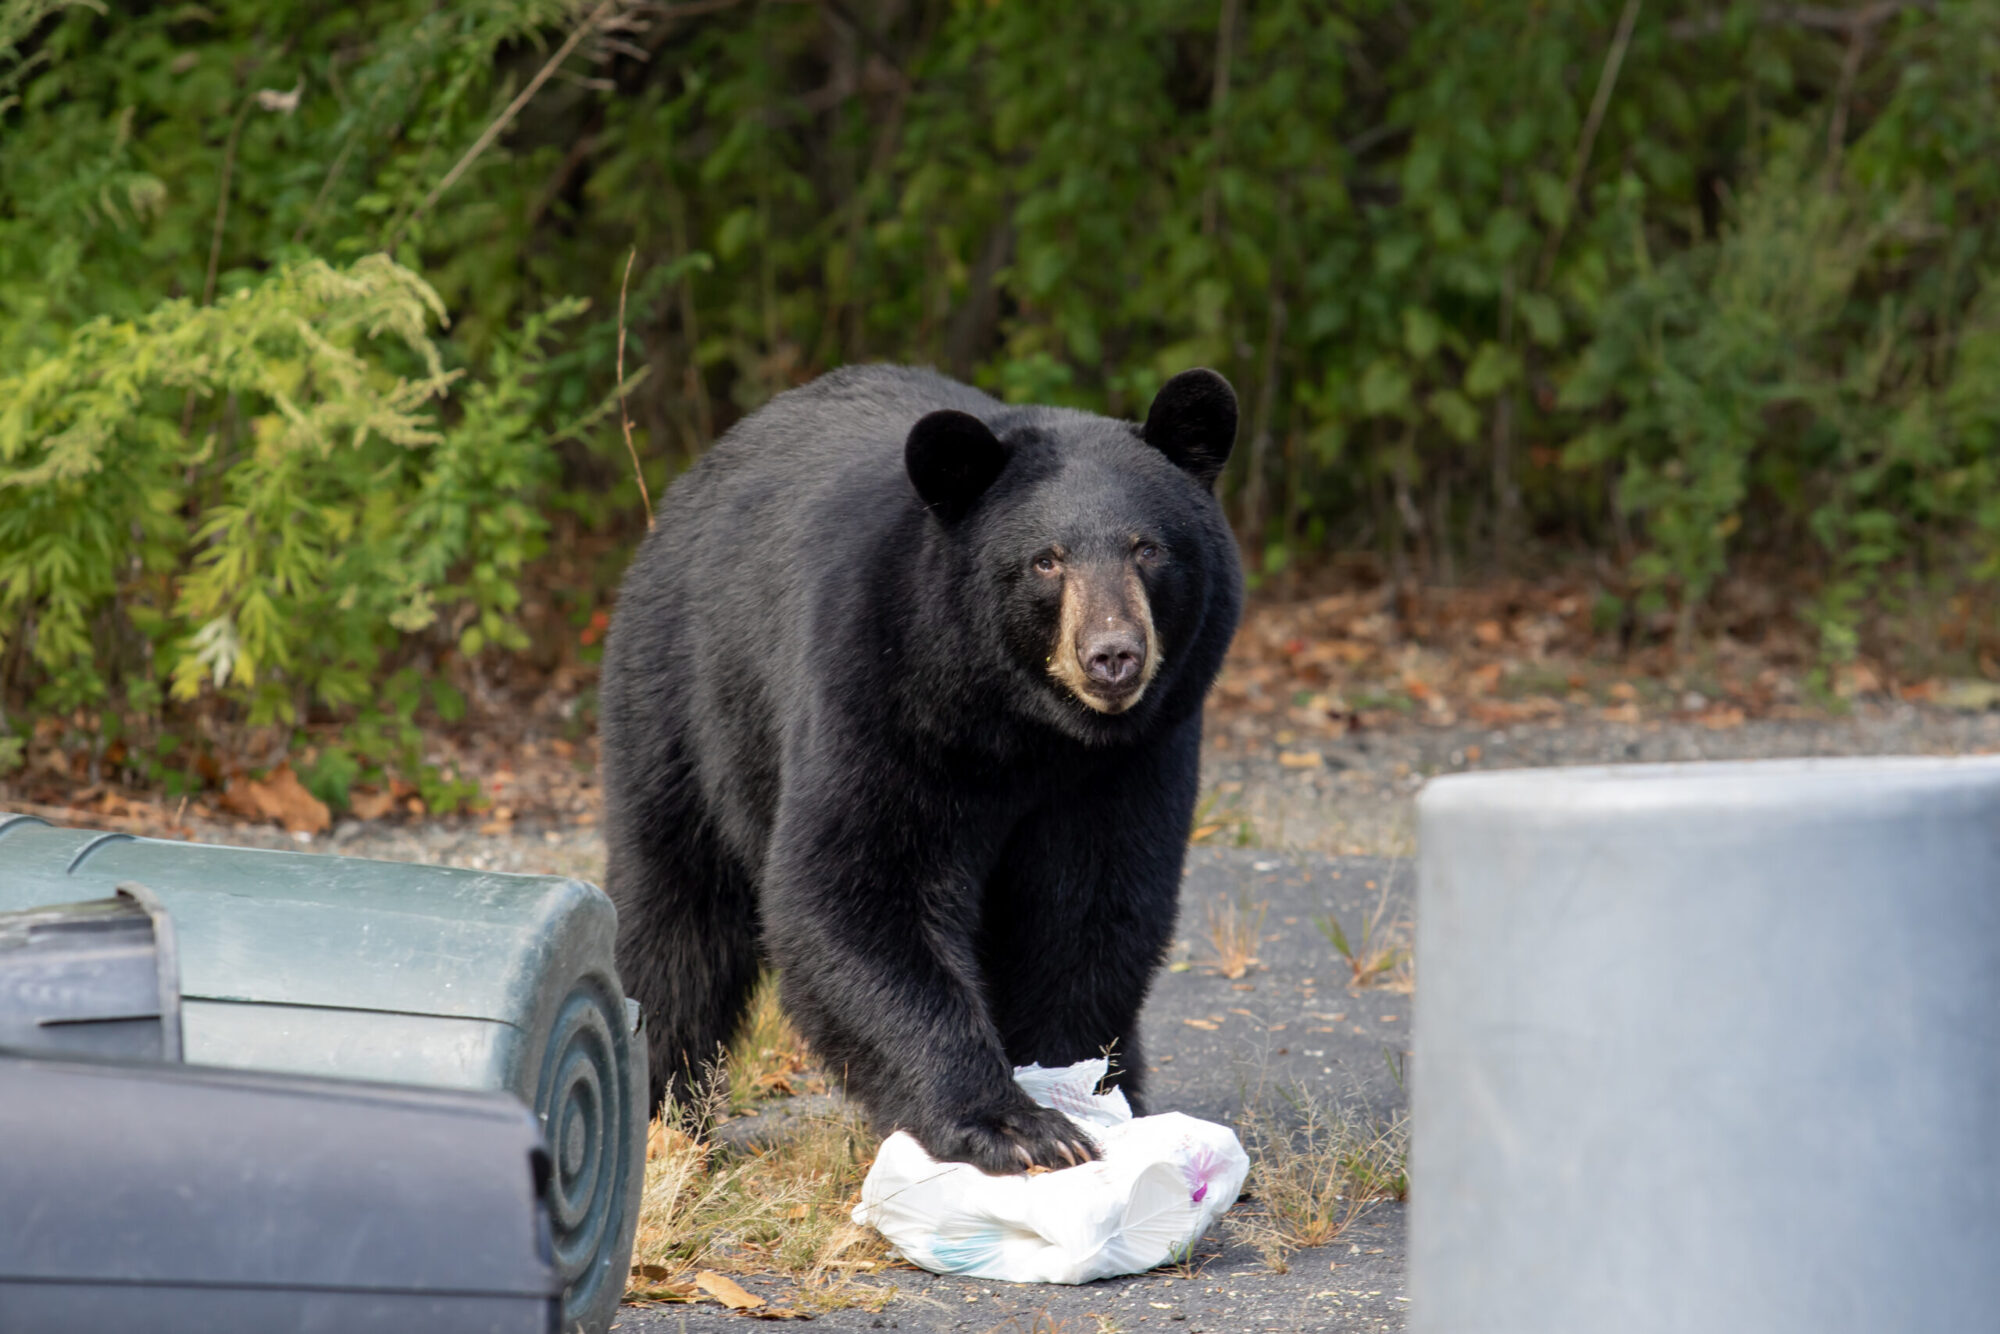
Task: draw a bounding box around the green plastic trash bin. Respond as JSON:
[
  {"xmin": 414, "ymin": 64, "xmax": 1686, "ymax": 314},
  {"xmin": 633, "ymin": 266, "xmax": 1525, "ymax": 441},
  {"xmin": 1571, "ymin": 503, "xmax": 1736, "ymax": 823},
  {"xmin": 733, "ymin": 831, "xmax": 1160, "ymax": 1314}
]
[{"xmin": 0, "ymin": 811, "xmax": 645, "ymax": 1334}]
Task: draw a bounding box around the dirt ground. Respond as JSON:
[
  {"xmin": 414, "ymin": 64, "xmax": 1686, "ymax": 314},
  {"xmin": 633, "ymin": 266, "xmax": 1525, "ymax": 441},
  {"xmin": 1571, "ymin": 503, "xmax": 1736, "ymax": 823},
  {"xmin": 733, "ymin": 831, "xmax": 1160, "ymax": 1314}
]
[
  {"xmin": 140, "ymin": 702, "xmax": 2000, "ymax": 879},
  {"xmin": 1200, "ymin": 700, "xmax": 2000, "ymax": 858}
]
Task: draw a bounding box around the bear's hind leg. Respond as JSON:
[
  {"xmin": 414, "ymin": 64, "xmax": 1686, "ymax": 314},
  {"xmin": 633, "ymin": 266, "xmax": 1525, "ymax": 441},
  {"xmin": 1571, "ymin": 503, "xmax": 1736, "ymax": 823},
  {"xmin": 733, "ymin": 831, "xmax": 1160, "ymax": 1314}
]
[{"xmin": 608, "ymin": 784, "xmax": 762, "ymax": 1119}]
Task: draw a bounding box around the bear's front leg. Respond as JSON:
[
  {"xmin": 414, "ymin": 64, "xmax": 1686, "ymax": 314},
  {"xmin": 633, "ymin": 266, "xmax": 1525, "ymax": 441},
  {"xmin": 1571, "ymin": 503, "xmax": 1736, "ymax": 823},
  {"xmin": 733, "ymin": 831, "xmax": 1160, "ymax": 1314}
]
[
  {"xmin": 982, "ymin": 714, "xmax": 1203, "ymax": 1114},
  {"xmin": 760, "ymin": 772, "xmax": 1096, "ymax": 1175}
]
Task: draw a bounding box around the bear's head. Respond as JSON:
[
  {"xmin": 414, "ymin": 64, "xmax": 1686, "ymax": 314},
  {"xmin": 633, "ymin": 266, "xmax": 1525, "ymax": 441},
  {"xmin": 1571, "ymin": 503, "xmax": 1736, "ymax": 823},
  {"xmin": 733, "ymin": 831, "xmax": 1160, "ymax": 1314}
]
[{"xmin": 906, "ymin": 369, "xmax": 1244, "ymax": 741}]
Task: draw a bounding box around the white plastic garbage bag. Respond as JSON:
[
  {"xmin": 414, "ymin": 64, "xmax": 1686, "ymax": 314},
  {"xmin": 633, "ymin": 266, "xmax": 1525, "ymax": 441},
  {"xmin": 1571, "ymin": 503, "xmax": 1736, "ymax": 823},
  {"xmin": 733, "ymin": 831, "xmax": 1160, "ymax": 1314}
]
[{"xmin": 851, "ymin": 1059, "xmax": 1248, "ymax": 1284}]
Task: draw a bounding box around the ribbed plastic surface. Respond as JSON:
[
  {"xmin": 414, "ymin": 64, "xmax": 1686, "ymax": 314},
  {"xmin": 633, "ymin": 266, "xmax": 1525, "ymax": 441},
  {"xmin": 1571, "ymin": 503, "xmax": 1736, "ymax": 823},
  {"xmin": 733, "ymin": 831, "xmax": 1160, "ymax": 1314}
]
[
  {"xmin": 0, "ymin": 812, "xmax": 645, "ymax": 1334},
  {"xmin": 0, "ymin": 887, "xmax": 180, "ymax": 1060},
  {"xmin": 0, "ymin": 1051, "xmax": 560, "ymax": 1334}
]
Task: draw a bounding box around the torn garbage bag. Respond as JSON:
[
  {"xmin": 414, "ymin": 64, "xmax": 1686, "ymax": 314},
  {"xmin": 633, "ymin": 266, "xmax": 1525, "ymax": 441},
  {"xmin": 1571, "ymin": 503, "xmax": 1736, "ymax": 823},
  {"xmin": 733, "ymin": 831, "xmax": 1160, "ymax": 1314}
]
[{"xmin": 851, "ymin": 1059, "xmax": 1248, "ymax": 1283}]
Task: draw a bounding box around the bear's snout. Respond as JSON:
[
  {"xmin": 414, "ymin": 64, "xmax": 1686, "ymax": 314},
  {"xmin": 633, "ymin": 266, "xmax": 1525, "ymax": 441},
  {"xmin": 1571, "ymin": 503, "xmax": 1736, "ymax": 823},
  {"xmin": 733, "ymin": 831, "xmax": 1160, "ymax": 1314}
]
[
  {"xmin": 1082, "ymin": 628, "xmax": 1146, "ymax": 690},
  {"xmin": 1050, "ymin": 564, "xmax": 1162, "ymax": 714}
]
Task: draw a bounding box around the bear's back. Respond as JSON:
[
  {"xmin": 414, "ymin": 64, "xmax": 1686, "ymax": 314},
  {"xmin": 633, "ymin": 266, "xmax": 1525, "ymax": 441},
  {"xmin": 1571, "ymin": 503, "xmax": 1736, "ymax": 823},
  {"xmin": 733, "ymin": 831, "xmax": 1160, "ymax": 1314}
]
[
  {"xmin": 624, "ymin": 364, "xmax": 999, "ymax": 711},
  {"xmin": 684, "ymin": 364, "xmax": 999, "ymax": 514}
]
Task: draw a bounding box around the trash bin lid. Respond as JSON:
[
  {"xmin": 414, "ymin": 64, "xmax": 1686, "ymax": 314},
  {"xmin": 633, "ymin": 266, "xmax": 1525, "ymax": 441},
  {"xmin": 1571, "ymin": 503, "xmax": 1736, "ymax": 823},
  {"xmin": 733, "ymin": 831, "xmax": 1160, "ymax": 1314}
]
[{"xmin": 0, "ymin": 814, "xmax": 611, "ymax": 1025}]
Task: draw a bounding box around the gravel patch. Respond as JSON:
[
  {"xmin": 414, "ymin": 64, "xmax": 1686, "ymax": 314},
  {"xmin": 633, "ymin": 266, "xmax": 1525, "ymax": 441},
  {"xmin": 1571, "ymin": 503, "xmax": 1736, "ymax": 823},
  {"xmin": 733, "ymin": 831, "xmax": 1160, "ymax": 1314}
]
[{"xmin": 1202, "ymin": 702, "xmax": 2000, "ymax": 856}]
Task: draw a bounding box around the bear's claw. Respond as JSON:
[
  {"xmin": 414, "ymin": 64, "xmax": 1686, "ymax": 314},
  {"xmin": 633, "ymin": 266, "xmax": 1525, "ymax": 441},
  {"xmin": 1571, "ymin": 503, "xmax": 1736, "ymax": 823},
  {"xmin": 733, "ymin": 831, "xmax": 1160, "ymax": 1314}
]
[{"xmin": 929, "ymin": 1101, "xmax": 1100, "ymax": 1176}]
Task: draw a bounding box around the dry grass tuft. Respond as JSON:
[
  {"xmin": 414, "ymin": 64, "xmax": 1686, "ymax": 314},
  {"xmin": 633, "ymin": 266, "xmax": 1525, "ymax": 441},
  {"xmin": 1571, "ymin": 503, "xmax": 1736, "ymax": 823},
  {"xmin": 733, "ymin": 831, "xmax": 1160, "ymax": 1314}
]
[
  {"xmin": 1188, "ymin": 784, "xmax": 1256, "ymax": 847},
  {"xmin": 626, "ymin": 973, "xmax": 892, "ymax": 1315},
  {"xmin": 1201, "ymin": 891, "xmax": 1267, "ymax": 980},
  {"xmin": 1231, "ymin": 1087, "xmax": 1409, "ymax": 1273},
  {"xmin": 1316, "ymin": 873, "xmax": 1413, "ymax": 992},
  {"xmin": 726, "ymin": 971, "xmax": 821, "ymax": 1110}
]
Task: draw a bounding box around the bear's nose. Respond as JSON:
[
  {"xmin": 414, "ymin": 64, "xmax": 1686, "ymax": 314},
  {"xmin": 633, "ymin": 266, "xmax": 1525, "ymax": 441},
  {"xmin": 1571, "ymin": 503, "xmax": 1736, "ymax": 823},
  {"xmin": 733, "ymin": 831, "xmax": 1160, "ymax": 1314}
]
[{"xmin": 1082, "ymin": 630, "xmax": 1145, "ymax": 690}]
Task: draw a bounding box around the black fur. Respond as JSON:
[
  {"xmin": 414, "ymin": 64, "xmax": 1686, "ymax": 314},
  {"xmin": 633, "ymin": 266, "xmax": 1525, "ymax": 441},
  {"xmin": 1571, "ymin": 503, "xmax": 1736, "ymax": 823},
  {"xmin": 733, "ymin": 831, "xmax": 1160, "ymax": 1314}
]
[
  {"xmin": 1141, "ymin": 368, "xmax": 1237, "ymax": 487},
  {"xmin": 599, "ymin": 365, "xmax": 1243, "ymax": 1175}
]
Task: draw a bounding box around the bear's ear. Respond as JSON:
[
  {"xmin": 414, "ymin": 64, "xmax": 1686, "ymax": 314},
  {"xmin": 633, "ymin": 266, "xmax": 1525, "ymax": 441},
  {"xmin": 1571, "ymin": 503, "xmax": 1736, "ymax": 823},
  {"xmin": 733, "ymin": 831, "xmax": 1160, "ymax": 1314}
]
[
  {"xmin": 1141, "ymin": 368, "xmax": 1238, "ymax": 488},
  {"xmin": 906, "ymin": 409, "xmax": 1009, "ymax": 519}
]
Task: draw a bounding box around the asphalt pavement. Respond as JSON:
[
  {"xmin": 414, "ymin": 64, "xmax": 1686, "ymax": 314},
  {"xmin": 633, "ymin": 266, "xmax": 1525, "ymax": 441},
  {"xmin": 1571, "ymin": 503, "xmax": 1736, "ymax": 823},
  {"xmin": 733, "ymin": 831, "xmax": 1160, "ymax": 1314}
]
[{"xmin": 616, "ymin": 847, "xmax": 1414, "ymax": 1334}]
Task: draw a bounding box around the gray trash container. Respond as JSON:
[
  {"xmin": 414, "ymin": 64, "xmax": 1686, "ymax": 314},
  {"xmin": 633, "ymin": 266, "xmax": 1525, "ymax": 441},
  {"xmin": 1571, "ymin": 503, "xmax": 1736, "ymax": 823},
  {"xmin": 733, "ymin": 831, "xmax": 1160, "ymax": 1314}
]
[
  {"xmin": 0, "ymin": 1049, "xmax": 561, "ymax": 1333},
  {"xmin": 1412, "ymin": 756, "xmax": 2000, "ymax": 1334},
  {"xmin": 0, "ymin": 811, "xmax": 645, "ymax": 1334}
]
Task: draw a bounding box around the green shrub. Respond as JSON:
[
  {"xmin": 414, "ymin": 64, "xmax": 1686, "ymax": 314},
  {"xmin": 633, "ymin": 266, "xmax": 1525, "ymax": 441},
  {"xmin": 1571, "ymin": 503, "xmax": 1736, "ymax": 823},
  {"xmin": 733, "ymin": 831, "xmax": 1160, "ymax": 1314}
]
[
  {"xmin": 5, "ymin": 0, "xmax": 2000, "ymax": 771},
  {"xmin": 0, "ymin": 252, "xmax": 567, "ymax": 743}
]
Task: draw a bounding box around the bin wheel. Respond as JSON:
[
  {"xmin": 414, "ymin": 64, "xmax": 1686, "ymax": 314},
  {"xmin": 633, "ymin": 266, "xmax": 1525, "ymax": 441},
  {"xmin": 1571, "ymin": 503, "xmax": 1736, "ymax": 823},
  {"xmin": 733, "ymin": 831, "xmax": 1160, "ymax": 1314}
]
[{"xmin": 535, "ymin": 982, "xmax": 640, "ymax": 1334}]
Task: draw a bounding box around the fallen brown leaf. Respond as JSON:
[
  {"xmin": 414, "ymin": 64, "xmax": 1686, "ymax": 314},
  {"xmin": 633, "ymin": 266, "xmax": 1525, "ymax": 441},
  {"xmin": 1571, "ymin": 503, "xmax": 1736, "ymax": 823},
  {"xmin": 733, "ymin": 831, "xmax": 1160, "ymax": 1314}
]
[
  {"xmin": 1837, "ymin": 662, "xmax": 1883, "ymax": 698},
  {"xmin": 349, "ymin": 786, "xmax": 396, "ymax": 821},
  {"xmin": 696, "ymin": 1271, "xmax": 765, "ymax": 1310},
  {"xmin": 221, "ymin": 763, "xmax": 329, "ymax": 834},
  {"xmin": 1182, "ymin": 1018, "xmax": 1219, "ymax": 1031},
  {"xmin": 215, "ymin": 777, "xmax": 262, "ymax": 821},
  {"xmin": 625, "ymin": 1278, "xmax": 698, "ymax": 1302},
  {"xmin": 647, "ymin": 1120, "xmax": 704, "ymax": 1162}
]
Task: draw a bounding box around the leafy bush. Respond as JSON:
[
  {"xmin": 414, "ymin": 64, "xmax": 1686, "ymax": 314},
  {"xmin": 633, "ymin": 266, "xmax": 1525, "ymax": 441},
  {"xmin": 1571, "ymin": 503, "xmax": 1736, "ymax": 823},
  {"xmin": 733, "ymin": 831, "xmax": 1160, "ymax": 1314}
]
[
  {"xmin": 6, "ymin": 0, "xmax": 2000, "ymax": 790},
  {"xmin": 1563, "ymin": 4, "xmax": 2000, "ymax": 655},
  {"xmin": 0, "ymin": 250, "xmax": 573, "ymax": 786}
]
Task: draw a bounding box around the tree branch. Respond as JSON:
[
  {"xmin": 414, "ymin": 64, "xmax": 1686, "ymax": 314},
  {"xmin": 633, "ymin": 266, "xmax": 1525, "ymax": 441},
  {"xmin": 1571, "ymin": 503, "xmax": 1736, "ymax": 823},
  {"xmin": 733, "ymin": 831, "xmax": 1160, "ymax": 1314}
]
[
  {"xmin": 1201, "ymin": 0, "xmax": 1239, "ymax": 238},
  {"xmin": 616, "ymin": 246, "xmax": 656, "ymax": 529},
  {"xmin": 817, "ymin": 0, "xmax": 909, "ymax": 88},
  {"xmin": 1823, "ymin": 18, "xmax": 1869, "ymax": 182},
  {"xmin": 1535, "ymin": 0, "xmax": 1642, "ymax": 290},
  {"xmin": 392, "ymin": 0, "xmax": 617, "ymax": 248},
  {"xmin": 201, "ymin": 91, "xmax": 256, "ymax": 307}
]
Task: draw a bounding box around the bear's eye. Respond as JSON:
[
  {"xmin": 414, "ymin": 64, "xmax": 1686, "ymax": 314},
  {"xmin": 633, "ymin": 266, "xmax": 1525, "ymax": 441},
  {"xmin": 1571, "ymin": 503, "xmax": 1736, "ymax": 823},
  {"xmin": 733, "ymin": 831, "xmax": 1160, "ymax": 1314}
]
[
  {"xmin": 1033, "ymin": 555, "xmax": 1059, "ymax": 574},
  {"xmin": 1135, "ymin": 542, "xmax": 1160, "ymax": 562}
]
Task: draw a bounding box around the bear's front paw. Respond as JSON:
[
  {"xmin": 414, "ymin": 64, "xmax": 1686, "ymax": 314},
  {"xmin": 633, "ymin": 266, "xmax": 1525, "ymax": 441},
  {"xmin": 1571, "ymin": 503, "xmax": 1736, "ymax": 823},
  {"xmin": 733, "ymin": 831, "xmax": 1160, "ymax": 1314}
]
[{"xmin": 924, "ymin": 1101, "xmax": 1100, "ymax": 1176}]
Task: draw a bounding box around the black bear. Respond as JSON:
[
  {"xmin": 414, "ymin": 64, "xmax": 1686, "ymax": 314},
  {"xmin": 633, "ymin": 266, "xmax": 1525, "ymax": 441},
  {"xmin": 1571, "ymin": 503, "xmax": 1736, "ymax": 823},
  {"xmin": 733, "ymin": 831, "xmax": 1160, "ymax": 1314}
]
[{"xmin": 599, "ymin": 365, "xmax": 1242, "ymax": 1174}]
